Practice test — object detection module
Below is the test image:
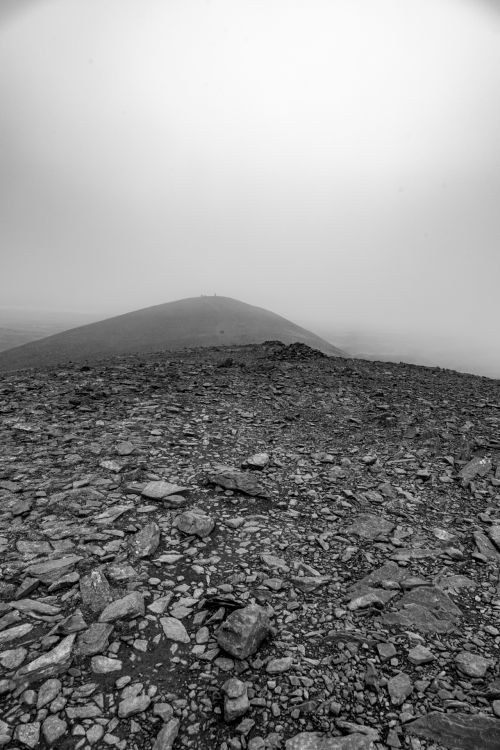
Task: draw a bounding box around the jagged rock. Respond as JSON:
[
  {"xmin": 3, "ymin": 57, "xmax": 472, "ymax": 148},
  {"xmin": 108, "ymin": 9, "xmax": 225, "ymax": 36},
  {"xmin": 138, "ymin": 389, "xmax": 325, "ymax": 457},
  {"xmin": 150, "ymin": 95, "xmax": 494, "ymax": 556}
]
[
  {"xmin": 25, "ymin": 555, "xmax": 82, "ymax": 584},
  {"xmin": 455, "ymin": 651, "xmax": 493, "ymax": 678},
  {"xmin": 161, "ymin": 616, "xmax": 190, "ymax": 643},
  {"xmin": 380, "ymin": 603, "xmax": 457, "ymax": 634},
  {"xmin": 36, "ymin": 678, "xmax": 62, "ymax": 708},
  {"xmin": 397, "ymin": 586, "xmax": 462, "ymax": 620},
  {"xmin": 387, "ymin": 672, "xmax": 413, "ymax": 705},
  {"xmin": 222, "ymin": 677, "xmax": 250, "ymax": 721},
  {"xmin": 291, "ymin": 576, "xmax": 331, "ymax": 592},
  {"xmin": 217, "ymin": 604, "xmax": 271, "ymax": 659},
  {"xmin": 489, "ymin": 525, "xmax": 500, "ymax": 550},
  {"xmin": 473, "ymin": 531, "xmax": 500, "ymax": 560},
  {"xmin": 0, "ymin": 720, "xmax": 12, "ymax": 745},
  {"xmin": 0, "ymin": 623, "xmax": 32, "ymax": 646},
  {"xmin": 118, "ymin": 694, "xmax": 151, "ymax": 717},
  {"xmin": 80, "ymin": 569, "xmax": 114, "ymax": 615},
  {"xmin": 152, "ymin": 718, "xmax": 180, "ymax": 750},
  {"xmin": 15, "ymin": 634, "xmax": 75, "ymax": 684},
  {"xmin": 459, "ymin": 456, "xmax": 492, "ymax": 485},
  {"xmin": 0, "ymin": 647, "xmax": 27, "ymax": 669},
  {"xmin": 285, "ymin": 733, "xmax": 376, "ymax": 749},
  {"xmin": 346, "ymin": 514, "xmax": 395, "ymax": 540},
  {"xmin": 14, "ymin": 722, "xmax": 40, "ymax": 749},
  {"xmin": 405, "ymin": 711, "xmax": 500, "ymax": 749},
  {"xmin": 174, "ymin": 510, "xmax": 215, "ymax": 538},
  {"xmin": 41, "ymin": 715, "xmax": 67, "ymax": 746},
  {"xmin": 116, "ymin": 440, "xmax": 135, "ymax": 455},
  {"xmin": 55, "ymin": 608, "xmax": 87, "ymax": 634},
  {"xmin": 408, "ymin": 645, "xmax": 434, "ymax": 665},
  {"xmin": 266, "ymin": 656, "xmax": 294, "ymax": 673},
  {"xmin": 348, "ymin": 589, "xmax": 397, "ymax": 610},
  {"xmin": 208, "ymin": 465, "xmax": 266, "ymax": 496},
  {"xmin": 260, "ymin": 554, "xmax": 289, "ymax": 572},
  {"xmin": 142, "ymin": 481, "xmax": 188, "ymax": 499},
  {"xmin": 105, "ymin": 563, "xmax": 140, "ymax": 583},
  {"xmin": 245, "ymin": 452, "xmax": 270, "ymax": 469},
  {"xmin": 129, "ymin": 521, "xmax": 161, "ymax": 557},
  {"xmin": 91, "ymin": 655, "xmax": 122, "ymax": 673},
  {"xmin": 99, "ymin": 592, "xmax": 144, "ymax": 622},
  {"xmin": 76, "ymin": 623, "xmax": 113, "ymax": 656}
]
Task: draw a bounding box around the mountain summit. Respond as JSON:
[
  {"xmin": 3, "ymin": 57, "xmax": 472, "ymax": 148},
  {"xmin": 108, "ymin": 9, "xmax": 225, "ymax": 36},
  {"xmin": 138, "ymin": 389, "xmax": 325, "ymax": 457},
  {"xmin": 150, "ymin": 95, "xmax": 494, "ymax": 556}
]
[{"xmin": 0, "ymin": 296, "xmax": 344, "ymax": 371}]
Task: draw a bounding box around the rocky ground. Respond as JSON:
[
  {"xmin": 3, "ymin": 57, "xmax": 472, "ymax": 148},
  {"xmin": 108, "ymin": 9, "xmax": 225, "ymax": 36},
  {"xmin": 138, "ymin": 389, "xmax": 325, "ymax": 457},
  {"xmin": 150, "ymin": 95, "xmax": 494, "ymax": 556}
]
[{"xmin": 0, "ymin": 341, "xmax": 499, "ymax": 750}]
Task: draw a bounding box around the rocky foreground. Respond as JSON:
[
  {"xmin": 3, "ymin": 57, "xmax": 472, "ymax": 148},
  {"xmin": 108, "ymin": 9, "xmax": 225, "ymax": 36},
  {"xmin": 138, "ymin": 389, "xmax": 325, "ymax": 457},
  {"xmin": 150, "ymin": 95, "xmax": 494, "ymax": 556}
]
[{"xmin": 0, "ymin": 341, "xmax": 499, "ymax": 750}]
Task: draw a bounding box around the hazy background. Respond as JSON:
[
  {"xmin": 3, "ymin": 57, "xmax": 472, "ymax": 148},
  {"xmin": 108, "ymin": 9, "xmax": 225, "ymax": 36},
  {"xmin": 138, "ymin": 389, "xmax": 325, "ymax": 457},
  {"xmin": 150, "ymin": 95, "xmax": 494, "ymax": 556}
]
[{"xmin": 1, "ymin": 0, "xmax": 499, "ymax": 376}]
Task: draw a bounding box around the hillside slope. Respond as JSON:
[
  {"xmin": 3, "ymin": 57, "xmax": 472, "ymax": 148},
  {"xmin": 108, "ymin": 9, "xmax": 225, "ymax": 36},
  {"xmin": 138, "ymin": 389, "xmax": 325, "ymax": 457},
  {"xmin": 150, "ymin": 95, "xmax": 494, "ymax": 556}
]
[{"xmin": 0, "ymin": 296, "xmax": 344, "ymax": 371}]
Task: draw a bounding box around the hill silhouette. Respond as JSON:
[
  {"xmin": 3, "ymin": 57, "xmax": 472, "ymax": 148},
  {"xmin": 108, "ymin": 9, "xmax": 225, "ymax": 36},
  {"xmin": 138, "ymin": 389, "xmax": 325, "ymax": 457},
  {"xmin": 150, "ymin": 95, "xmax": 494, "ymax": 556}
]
[{"xmin": 0, "ymin": 296, "xmax": 344, "ymax": 371}]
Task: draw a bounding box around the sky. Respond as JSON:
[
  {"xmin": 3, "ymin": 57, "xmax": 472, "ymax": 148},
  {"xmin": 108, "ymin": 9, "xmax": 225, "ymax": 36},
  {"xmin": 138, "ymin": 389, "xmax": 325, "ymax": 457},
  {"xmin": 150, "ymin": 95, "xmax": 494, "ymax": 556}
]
[{"xmin": 1, "ymin": 0, "xmax": 500, "ymax": 374}]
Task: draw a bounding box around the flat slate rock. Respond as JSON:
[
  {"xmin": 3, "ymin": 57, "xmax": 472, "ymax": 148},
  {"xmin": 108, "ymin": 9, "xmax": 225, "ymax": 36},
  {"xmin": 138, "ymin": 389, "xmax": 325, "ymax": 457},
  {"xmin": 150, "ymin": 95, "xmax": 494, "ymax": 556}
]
[
  {"xmin": 15, "ymin": 634, "xmax": 76, "ymax": 684},
  {"xmin": 141, "ymin": 481, "xmax": 188, "ymax": 499},
  {"xmin": 405, "ymin": 711, "xmax": 500, "ymax": 750},
  {"xmin": 285, "ymin": 733, "xmax": 376, "ymax": 750},
  {"xmin": 208, "ymin": 465, "xmax": 266, "ymax": 497},
  {"xmin": 380, "ymin": 603, "xmax": 457, "ymax": 634},
  {"xmin": 346, "ymin": 514, "xmax": 395, "ymax": 540}
]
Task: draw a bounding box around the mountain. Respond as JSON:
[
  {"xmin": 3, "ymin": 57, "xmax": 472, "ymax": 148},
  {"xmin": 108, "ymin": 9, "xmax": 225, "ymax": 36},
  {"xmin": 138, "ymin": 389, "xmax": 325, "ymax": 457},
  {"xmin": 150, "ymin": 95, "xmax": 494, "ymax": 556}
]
[{"xmin": 0, "ymin": 296, "xmax": 344, "ymax": 371}]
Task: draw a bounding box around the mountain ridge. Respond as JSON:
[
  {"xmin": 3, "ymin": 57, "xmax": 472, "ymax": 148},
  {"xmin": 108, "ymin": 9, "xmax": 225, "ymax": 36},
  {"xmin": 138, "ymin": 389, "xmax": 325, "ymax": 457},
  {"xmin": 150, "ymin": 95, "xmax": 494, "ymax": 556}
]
[{"xmin": 0, "ymin": 296, "xmax": 344, "ymax": 371}]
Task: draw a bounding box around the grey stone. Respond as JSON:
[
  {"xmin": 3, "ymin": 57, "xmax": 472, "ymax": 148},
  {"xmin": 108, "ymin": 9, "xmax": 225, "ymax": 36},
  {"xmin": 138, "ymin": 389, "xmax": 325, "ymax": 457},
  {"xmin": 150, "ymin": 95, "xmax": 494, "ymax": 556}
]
[
  {"xmin": 222, "ymin": 677, "xmax": 249, "ymax": 721},
  {"xmin": 118, "ymin": 694, "xmax": 151, "ymax": 717},
  {"xmin": 91, "ymin": 655, "xmax": 122, "ymax": 673},
  {"xmin": 174, "ymin": 510, "xmax": 215, "ymax": 538},
  {"xmin": 405, "ymin": 711, "xmax": 500, "ymax": 749},
  {"xmin": 0, "ymin": 623, "xmax": 33, "ymax": 646},
  {"xmin": 387, "ymin": 672, "xmax": 413, "ymax": 705},
  {"xmin": 42, "ymin": 715, "xmax": 67, "ymax": 746},
  {"xmin": 99, "ymin": 591, "xmax": 144, "ymax": 622},
  {"xmin": 80, "ymin": 569, "xmax": 114, "ymax": 615},
  {"xmin": 408, "ymin": 645, "xmax": 434, "ymax": 665},
  {"xmin": 25, "ymin": 555, "xmax": 82, "ymax": 584},
  {"xmin": 266, "ymin": 656, "xmax": 294, "ymax": 673},
  {"xmin": 0, "ymin": 646, "xmax": 27, "ymax": 669},
  {"xmin": 489, "ymin": 525, "xmax": 500, "ymax": 550},
  {"xmin": 142, "ymin": 481, "xmax": 188, "ymax": 499},
  {"xmin": 217, "ymin": 604, "xmax": 271, "ymax": 659},
  {"xmin": 36, "ymin": 678, "xmax": 62, "ymax": 709},
  {"xmin": 14, "ymin": 722, "xmax": 40, "ymax": 749},
  {"xmin": 455, "ymin": 651, "xmax": 493, "ymax": 678},
  {"xmin": 381, "ymin": 603, "xmax": 457, "ymax": 634},
  {"xmin": 76, "ymin": 623, "xmax": 113, "ymax": 656},
  {"xmin": 160, "ymin": 616, "xmax": 190, "ymax": 644},
  {"xmin": 246, "ymin": 452, "xmax": 270, "ymax": 468},
  {"xmin": 459, "ymin": 456, "xmax": 492, "ymax": 484},
  {"xmin": 129, "ymin": 522, "xmax": 161, "ymax": 557},
  {"xmin": 208, "ymin": 465, "xmax": 266, "ymax": 496},
  {"xmin": 346, "ymin": 513, "xmax": 395, "ymax": 540},
  {"xmin": 285, "ymin": 733, "xmax": 376, "ymax": 750},
  {"xmin": 152, "ymin": 718, "xmax": 180, "ymax": 750},
  {"xmin": 15, "ymin": 634, "xmax": 75, "ymax": 684}
]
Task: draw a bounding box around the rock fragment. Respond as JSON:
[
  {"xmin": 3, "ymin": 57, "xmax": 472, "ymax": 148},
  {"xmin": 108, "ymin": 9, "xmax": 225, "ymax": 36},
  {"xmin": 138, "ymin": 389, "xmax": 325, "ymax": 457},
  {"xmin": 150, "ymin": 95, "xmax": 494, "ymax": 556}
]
[
  {"xmin": 405, "ymin": 711, "xmax": 500, "ymax": 749},
  {"xmin": 174, "ymin": 510, "xmax": 215, "ymax": 537},
  {"xmin": 217, "ymin": 604, "xmax": 271, "ymax": 659},
  {"xmin": 99, "ymin": 592, "xmax": 144, "ymax": 623}
]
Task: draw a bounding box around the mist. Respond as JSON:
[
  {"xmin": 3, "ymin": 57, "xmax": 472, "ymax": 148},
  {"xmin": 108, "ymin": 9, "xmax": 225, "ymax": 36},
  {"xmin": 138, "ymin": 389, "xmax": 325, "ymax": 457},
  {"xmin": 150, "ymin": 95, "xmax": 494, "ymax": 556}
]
[{"xmin": 1, "ymin": 0, "xmax": 499, "ymax": 377}]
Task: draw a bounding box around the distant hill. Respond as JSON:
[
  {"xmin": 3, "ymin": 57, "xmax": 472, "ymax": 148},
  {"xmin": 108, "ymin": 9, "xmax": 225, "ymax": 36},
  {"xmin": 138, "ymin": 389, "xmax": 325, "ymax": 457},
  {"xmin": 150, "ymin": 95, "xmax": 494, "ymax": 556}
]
[{"xmin": 0, "ymin": 296, "xmax": 345, "ymax": 371}]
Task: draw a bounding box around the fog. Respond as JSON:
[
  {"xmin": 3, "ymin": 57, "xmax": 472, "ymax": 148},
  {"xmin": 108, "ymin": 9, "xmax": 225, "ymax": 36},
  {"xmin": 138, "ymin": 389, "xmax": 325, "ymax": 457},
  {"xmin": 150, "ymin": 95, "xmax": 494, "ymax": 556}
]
[{"xmin": 1, "ymin": 0, "xmax": 499, "ymax": 377}]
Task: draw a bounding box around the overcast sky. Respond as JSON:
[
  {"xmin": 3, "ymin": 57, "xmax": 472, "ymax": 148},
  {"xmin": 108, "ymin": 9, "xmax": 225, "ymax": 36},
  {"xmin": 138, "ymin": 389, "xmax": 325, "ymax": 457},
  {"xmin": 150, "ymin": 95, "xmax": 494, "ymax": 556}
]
[{"xmin": 1, "ymin": 0, "xmax": 499, "ymax": 368}]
